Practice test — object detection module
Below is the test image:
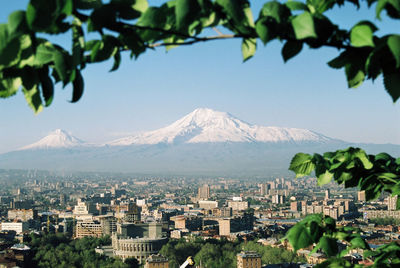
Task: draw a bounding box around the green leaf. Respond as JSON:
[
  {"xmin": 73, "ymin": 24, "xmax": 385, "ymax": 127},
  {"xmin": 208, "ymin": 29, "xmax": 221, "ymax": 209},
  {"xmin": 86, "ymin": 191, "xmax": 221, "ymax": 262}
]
[
  {"xmin": 319, "ymin": 236, "xmax": 338, "ymax": 257},
  {"xmin": 350, "ymin": 236, "xmax": 369, "ymax": 249},
  {"xmin": 260, "ymin": 1, "xmax": 287, "ymax": 23},
  {"xmin": 286, "ymin": 223, "xmax": 313, "ymax": 251},
  {"xmin": 241, "ymin": 38, "xmax": 256, "ymax": 62},
  {"xmin": 175, "ymin": 0, "xmax": 201, "ymax": 32},
  {"xmin": 137, "ymin": 6, "xmax": 167, "ymax": 42},
  {"xmin": 120, "ymin": 33, "xmax": 146, "ymax": 58},
  {"xmin": 26, "ymin": 0, "xmax": 72, "ymax": 33},
  {"xmin": 89, "ymin": 4, "xmax": 117, "ymax": 31},
  {"xmin": 0, "ymin": 24, "xmax": 22, "ymax": 68},
  {"xmin": 316, "ymin": 258, "xmax": 352, "ymax": 268},
  {"xmin": 345, "ymin": 63, "xmax": 365, "ymax": 88},
  {"xmin": 20, "ymin": 68, "xmax": 43, "ymax": 113},
  {"xmin": 291, "ymin": 12, "xmax": 317, "ymax": 40},
  {"xmin": 110, "ymin": 51, "xmax": 121, "ymax": 72},
  {"xmin": 327, "ymin": 51, "xmax": 350, "ymax": 69},
  {"xmin": 350, "ymin": 22, "xmax": 377, "ymax": 47},
  {"xmin": 8, "ymin": 11, "xmax": 28, "ymax": 36},
  {"xmin": 216, "ymin": 0, "xmax": 254, "ymax": 34},
  {"xmin": 32, "ymin": 43, "xmax": 55, "ymax": 67},
  {"xmin": 53, "ymin": 50, "xmax": 70, "ymax": 84},
  {"xmin": 310, "ymin": 221, "xmax": 323, "ymax": 243},
  {"xmin": 282, "ymin": 40, "xmax": 303, "ymax": 62},
  {"xmin": 0, "ymin": 75, "xmax": 21, "ymax": 98},
  {"xmin": 383, "ymin": 69, "xmax": 400, "ymax": 102},
  {"xmin": 38, "ymin": 66, "xmax": 54, "ymax": 107},
  {"xmin": 133, "ymin": 0, "xmax": 148, "ymax": 13},
  {"xmin": 23, "ymin": 85, "xmax": 43, "ymax": 114},
  {"xmin": 354, "ymin": 149, "xmax": 373, "ymax": 169},
  {"xmin": 388, "ymin": 35, "xmax": 400, "ymax": 68},
  {"xmin": 71, "ymin": 69, "xmax": 84, "ymax": 103},
  {"xmin": 324, "ymin": 216, "xmax": 336, "ymax": 229},
  {"xmin": 255, "ymin": 18, "xmax": 271, "ymax": 45},
  {"xmin": 289, "ymin": 153, "xmax": 315, "ymax": 178},
  {"xmin": 75, "ymin": 0, "xmax": 102, "ymax": 10},
  {"xmin": 90, "ymin": 35, "xmax": 119, "ymax": 63},
  {"xmin": 317, "ymin": 170, "xmax": 334, "ymax": 186},
  {"xmin": 286, "ymin": 1, "xmax": 308, "ymax": 11},
  {"xmin": 72, "ymin": 18, "xmax": 85, "ymax": 69}
]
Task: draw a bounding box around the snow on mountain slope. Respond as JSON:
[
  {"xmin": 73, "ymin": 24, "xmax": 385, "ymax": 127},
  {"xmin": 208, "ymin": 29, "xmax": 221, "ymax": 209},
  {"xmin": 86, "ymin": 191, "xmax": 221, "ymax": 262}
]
[
  {"xmin": 108, "ymin": 108, "xmax": 334, "ymax": 146},
  {"xmin": 20, "ymin": 129, "xmax": 86, "ymax": 150}
]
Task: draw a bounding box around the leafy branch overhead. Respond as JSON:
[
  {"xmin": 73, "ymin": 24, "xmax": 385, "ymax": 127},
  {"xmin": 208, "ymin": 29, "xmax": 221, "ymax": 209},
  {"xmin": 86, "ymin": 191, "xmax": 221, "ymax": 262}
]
[
  {"xmin": 0, "ymin": 0, "xmax": 400, "ymax": 113},
  {"xmin": 285, "ymin": 214, "xmax": 400, "ymax": 267},
  {"xmin": 290, "ymin": 148, "xmax": 400, "ymax": 203},
  {"xmin": 288, "ymin": 148, "xmax": 400, "ymax": 267}
]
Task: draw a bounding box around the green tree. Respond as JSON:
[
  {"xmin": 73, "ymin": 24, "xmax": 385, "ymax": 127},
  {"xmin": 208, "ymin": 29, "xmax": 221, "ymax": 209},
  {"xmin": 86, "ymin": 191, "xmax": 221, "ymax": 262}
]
[{"xmin": 28, "ymin": 233, "xmax": 128, "ymax": 268}]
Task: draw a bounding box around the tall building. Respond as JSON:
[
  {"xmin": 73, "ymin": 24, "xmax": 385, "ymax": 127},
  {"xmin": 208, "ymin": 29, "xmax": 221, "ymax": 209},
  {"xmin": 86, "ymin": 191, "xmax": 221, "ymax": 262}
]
[
  {"xmin": 73, "ymin": 201, "xmax": 97, "ymax": 215},
  {"xmin": 218, "ymin": 213, "xmax": 254, "ymax": 236},
  {"xmin": 60, "ymin": 194, "xmax": 67, "ymax": 206},
  {"xmin": 99, "ymin": 215, "xmax": 117, "ymax": 235},
  {"xmin": 198, "ymin": 184, "xmax": 210, "ymax": 200},
  {"xmin": 325, "ymin": 189, "xmax": 330, "ymax": 200},
  {"xmin": 198, "ymin": 200, "xmax": 218, "ymax": 209},
  {"xmin": 259, "ymin": 184, "xmax": 266, "ymax": 196},
  {"xmin": 388, "ymin": 196, "xmax": 398, "ymax": 211},
  {"xmin": 237, "ymin": 251, "xmax": 261, "ymax": 268},
  {"xmin": 7, "ymin": 209, "xmax": 37, "ymax": 221},
  {"xmin": 290, "ymin": 201, "xmax": 300, "ymax": 212},
  {"xmin": 75, "ymin": 220, "xmax": 103, "ymax": 238},
  {"xmin": 124, "ymin": 203, "xmax": 141, "ymax": 223},
  {"xmin": 1, "ymin": 222, "xmax": 29, "ymax": 234},
  {"xmin": 358, "ymin": 191, "xmax": 366, "ymax": 202},
  {"xmin": 228, "ymin": 201, "xmax": 249, "ymax": 211},
  {"xmin": 272, "ymin": 195, "xmax": 284, "ymax": 204}
]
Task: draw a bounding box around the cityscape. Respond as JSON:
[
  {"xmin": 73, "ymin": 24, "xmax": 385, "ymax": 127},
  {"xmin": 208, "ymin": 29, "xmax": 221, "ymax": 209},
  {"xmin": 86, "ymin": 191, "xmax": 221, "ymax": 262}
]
[{"xmin": 0, "ymin": 167, "xmax": 399, "ymax": 267}]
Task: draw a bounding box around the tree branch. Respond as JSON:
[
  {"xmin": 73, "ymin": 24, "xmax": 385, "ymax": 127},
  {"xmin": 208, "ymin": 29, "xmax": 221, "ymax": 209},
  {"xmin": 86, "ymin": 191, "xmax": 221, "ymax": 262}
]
[{"xmin": 148, "ymin": 34, "xmax": 237, "ymax": 48}]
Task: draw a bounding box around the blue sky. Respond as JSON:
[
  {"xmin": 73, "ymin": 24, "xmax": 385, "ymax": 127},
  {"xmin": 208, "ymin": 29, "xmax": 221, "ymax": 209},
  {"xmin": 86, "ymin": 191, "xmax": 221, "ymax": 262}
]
[{"xmin": 0, "ymin": 1, "xmax": 399, "ymax": 153}]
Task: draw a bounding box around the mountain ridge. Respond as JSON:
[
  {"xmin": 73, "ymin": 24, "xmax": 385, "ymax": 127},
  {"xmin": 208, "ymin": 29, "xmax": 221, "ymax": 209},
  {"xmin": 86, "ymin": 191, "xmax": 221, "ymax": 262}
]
[{"xmin": 18, "ymin": 108, "xmax": 338, "ymax": 150}]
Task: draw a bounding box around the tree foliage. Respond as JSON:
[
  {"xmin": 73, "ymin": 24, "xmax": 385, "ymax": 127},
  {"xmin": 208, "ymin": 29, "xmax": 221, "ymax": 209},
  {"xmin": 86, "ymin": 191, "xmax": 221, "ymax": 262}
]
[
  {"xmin": 289, "ymin": 147, "xmax": 400, "ymax": 203},
  {"xmin": 289, "ymin": 149, "xmax": 400, "ymax": 267},
  {"xmin": 0, "ymin": 0, "xmax": 400, "ymax": 113},
  {"xmin": 159, "ymin": 238, "xmax": 304, "ymax": 268},
  {"xmin": 28, "ymin": 233, "xmax": 128, "ymax": 268}
]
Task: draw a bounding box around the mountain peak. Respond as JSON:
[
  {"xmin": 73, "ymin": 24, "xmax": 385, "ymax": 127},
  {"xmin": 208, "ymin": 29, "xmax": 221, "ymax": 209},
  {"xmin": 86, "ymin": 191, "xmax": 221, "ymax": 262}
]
[
  {"xmin": 109, "ymin": 108, "xmax": 334, "ymax": 145},
  {"xmin": 20, "ymin": 129, "xmax": 85, "ymax": 150}
]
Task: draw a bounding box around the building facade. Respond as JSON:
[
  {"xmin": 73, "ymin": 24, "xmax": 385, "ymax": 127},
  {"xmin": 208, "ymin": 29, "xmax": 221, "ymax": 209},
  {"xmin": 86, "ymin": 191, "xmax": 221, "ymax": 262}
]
[
  {"xmin": 237, "ymin": 251, "xmax": 261, "ymax": 268},
  {"xmin": 75, "ymin": 220, "xmax": 103, "ymax": 238},
  {"xmin": 144, "ymin": 254, "xmax": 169, "ymax": 268}
]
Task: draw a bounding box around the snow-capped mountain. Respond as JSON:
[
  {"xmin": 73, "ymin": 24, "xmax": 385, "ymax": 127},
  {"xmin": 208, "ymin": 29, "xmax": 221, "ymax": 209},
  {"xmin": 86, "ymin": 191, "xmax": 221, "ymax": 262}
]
[
  {"xmin": 108, "ymin": 108, "xmax": 334, "ymax": 145},
  {"xmin": 4, "ymin": 108, "xmax": 398, "ymax": 175},
  {"xmin": 20, "ymin": 129, "xmax": 86, "ymax": 150}
]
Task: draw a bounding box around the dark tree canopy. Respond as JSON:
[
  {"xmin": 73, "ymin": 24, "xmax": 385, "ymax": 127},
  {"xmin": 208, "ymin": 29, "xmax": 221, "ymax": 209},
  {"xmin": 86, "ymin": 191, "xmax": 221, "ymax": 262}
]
[{"xmin": 0, "ymin": 0, "xmax": 400, "ymax": 113}]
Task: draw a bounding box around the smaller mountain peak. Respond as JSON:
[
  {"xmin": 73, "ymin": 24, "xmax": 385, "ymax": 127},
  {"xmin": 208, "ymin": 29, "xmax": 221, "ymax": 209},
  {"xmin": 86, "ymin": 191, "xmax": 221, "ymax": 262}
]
[{"xmin": 19, "ymin": 129, "xmax": 85, "ymax": 150}]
